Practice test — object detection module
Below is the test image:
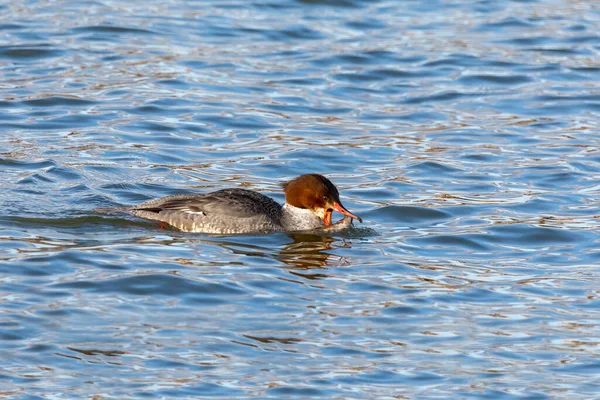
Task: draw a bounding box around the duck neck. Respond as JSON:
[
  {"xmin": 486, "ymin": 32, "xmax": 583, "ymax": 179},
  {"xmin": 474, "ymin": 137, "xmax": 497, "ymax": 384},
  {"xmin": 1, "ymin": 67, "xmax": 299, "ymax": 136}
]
[{"xmin": 280, "ymin": 203, "xmax": 324, "ymax": 232}]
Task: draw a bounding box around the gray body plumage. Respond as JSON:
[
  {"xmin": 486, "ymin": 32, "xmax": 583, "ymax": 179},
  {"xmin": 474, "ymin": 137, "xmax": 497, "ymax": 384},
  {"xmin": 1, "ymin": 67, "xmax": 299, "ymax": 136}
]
[{"xmin": 126, "ymin": 188, "xmax": 316, "ymax": 234}]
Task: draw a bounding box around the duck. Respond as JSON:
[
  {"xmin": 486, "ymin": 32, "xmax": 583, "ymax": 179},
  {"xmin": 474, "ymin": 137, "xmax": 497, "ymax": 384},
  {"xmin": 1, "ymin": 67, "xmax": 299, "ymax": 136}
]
[{"xmin": 119, "ymin": 174, "xmax": 362, "ymax": 234}]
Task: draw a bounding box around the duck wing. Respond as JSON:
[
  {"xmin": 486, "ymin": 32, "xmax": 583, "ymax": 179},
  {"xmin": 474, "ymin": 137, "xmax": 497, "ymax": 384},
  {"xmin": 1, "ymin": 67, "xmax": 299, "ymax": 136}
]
[{"xmin": 131, "ymin": 188, "xmax": 282, "ymax": 219}]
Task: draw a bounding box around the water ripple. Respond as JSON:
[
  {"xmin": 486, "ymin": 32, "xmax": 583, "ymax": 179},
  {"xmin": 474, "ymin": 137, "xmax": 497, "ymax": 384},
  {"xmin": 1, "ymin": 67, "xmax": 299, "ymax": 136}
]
[{"xmin": 1, "ymin": 0, "xmax": 600, "ymax": 398}]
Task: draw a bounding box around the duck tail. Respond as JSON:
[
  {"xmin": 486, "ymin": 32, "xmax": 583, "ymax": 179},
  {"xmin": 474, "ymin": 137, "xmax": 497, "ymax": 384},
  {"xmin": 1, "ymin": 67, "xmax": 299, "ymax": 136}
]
[{"xmin": 94, "ymin": 206, "xmax": 131, "ymax": 215}]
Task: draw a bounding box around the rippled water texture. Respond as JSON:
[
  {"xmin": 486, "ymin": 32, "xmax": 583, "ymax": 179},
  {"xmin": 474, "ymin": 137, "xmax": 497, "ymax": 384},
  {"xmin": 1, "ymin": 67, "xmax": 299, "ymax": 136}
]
[{"xmin": 1, "ymin": 0, "xmax": 600, "ymax": 398}]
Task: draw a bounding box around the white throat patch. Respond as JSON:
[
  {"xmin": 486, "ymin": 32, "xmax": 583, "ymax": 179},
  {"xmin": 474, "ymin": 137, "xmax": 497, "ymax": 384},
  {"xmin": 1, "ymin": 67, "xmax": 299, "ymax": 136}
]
[{"xmin": 281, "ymin": 204, "xmax": 325, "ymax": 231}]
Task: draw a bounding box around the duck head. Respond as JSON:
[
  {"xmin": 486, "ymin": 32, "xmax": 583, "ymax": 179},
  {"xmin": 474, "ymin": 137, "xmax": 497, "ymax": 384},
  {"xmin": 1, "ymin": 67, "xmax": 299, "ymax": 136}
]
[{"xmin": 283, "ymin": 174, "xmax": 362, "ymax": 227}]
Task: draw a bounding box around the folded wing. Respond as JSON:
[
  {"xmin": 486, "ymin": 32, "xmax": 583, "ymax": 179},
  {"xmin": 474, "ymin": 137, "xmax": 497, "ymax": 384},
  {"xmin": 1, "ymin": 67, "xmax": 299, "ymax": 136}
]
[{"xmin": 131, "ymin": 189, "xmax": 282, "ymax": 220}]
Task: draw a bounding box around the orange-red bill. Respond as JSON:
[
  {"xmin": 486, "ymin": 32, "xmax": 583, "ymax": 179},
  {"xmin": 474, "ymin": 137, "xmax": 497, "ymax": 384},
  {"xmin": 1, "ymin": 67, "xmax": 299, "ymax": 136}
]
[
  {"xmin": 333, "ymin": 202, "xmax": 362, "ymax": 223},
  {"xmin": 323, "ymin": 210, "xmax": 333, "ymax": 227}
]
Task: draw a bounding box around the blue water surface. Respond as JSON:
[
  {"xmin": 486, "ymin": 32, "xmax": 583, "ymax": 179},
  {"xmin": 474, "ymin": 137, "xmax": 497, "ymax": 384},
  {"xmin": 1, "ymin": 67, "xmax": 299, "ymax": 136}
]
[{"xmin": 1, "ymin": 0, "xmax": 600, "ymax": 398}]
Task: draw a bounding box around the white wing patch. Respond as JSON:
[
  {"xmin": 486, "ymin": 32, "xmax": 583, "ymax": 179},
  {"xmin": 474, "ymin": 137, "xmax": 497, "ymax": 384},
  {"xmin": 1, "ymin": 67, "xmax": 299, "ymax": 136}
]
[{"xmin": 184, "ymin": 210, "xmax": 205, "ymax": 216}]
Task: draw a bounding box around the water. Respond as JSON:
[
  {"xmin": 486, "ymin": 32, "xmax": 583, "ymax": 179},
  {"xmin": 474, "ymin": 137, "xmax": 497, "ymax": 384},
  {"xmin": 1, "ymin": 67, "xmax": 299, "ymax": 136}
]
[{"xmin": 1, "ymin": 0, "xmax": 600, "ymax": 398}]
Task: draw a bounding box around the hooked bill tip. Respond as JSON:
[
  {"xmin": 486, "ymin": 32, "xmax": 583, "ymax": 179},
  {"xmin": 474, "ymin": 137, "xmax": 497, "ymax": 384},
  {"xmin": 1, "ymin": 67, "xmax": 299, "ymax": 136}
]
[{"xmin": 333, "ymin": 202, "xmax": 362, "ymax": 224}]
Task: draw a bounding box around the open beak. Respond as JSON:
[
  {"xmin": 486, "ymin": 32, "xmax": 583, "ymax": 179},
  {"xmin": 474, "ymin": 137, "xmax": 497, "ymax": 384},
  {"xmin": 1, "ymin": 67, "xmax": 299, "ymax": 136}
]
[
  {"xmin": 333, "ymin": 201, "xmax": 362, "ymax": 223},
  {"xmin": 323, "ymin": 210, "xmax": 333, "ymax": 227}
]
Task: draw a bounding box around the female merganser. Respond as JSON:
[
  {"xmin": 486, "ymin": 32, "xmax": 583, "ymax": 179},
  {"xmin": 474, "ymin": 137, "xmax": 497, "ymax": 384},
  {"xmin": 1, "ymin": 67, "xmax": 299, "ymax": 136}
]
[{"xmin": 120, "ymin": 174, "xmax": 362, "ymax": 234}]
